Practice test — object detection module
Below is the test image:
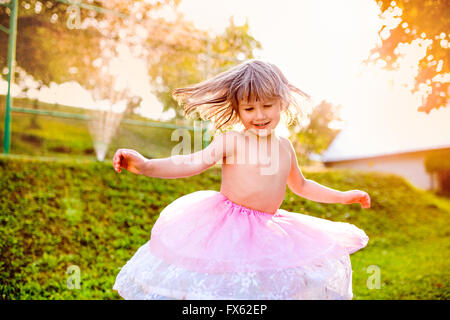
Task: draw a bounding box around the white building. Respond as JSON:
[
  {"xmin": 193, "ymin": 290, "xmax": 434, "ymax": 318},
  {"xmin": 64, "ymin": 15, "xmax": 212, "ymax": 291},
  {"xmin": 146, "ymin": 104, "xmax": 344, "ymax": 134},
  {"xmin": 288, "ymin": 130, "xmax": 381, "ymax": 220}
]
[
  {"xmin": 313, "ymin": 105, "xmax": 450, "ymax": 191},
  {"xmin": 315, "ymin": 143, "xmax": 450, "ymax": 190}
]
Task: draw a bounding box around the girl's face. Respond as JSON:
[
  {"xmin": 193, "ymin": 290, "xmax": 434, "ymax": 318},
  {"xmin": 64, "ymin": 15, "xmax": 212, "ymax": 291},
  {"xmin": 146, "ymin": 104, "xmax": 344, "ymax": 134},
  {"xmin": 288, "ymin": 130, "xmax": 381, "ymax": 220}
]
[{"xmin": 237, "ymin": 98, "xmax": 282, "ymax": 137}]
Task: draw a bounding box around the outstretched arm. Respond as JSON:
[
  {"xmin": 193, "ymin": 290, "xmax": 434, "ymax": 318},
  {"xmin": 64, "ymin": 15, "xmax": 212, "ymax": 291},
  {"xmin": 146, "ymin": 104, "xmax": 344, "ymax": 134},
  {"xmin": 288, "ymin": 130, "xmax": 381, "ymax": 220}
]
[
  {"xmin": 113, "ymin": 132, "xmax": 235, "ymax": 179},
  {"xmin": 283, "ymin": 138, "xmax": 370, "ymax": 208}
]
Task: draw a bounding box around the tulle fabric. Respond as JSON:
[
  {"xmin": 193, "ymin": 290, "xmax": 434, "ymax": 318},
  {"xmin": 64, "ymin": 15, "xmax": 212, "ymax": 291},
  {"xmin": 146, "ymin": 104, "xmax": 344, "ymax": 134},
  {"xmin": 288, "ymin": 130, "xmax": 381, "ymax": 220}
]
[
  {"xmin": 113, "ymin": 190, "xmax": 369, "ymax": 300},
  {"xmin": 113, "ymin": 240, "xmax": 353, "ymax": 300}
]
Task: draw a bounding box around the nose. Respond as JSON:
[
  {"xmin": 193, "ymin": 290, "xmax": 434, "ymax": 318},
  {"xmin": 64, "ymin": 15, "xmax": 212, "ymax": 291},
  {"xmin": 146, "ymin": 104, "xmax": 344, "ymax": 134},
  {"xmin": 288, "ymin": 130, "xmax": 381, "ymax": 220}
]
[{"xmin": 255, "ymin": 107, "xmax": 266, "ymax": 120}]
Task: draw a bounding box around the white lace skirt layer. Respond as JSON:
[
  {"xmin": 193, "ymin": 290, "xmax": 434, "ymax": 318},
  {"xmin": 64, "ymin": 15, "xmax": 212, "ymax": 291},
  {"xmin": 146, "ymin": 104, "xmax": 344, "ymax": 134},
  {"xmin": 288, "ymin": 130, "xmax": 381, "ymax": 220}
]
[{"xmin": 113, "ymin": 240, "xmax": 354, "ymax": 300}]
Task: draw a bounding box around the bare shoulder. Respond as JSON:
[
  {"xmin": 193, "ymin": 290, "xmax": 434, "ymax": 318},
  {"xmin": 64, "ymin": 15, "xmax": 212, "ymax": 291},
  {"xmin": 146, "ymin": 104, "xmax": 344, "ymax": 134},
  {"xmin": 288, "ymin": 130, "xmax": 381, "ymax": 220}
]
[
  {"xmin": 210, "ymin": 130, "xmax": 241, "ymax": 158},
  {"xmin": 278, "ymin": 136, "xmax": 295, "ymax": 154}
]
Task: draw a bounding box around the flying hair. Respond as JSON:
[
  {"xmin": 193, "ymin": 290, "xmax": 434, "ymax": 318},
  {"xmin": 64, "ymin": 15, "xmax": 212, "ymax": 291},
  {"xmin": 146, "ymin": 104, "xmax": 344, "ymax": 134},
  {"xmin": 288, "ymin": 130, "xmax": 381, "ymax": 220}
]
[{"xmin": 172, "ymin": 60, "xmax": 311, "ymax": 130}]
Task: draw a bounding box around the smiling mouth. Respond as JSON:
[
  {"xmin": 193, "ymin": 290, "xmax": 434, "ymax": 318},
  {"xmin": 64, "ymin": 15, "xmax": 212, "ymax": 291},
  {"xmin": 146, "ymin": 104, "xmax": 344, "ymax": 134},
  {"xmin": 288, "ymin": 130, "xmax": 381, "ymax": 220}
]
[{"xmin": 254, "ymin": 121, "xmax": 270, "ymax": 128}]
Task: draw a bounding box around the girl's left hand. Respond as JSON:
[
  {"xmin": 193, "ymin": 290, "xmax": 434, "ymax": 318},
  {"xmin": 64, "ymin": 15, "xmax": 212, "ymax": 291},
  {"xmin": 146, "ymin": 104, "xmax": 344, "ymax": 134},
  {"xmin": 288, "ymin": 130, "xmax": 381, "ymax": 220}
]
[{"xmin": 341, "ymin": 190, "xmax": 371, "ymax": 208}]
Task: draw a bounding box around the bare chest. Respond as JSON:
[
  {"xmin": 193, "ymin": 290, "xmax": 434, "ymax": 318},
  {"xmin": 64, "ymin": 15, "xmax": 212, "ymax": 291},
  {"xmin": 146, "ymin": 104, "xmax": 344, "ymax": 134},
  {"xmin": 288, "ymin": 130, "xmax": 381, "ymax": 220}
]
[{"xmin": 223, "ymin": 135, "xmax": 291, "ymax": 178}]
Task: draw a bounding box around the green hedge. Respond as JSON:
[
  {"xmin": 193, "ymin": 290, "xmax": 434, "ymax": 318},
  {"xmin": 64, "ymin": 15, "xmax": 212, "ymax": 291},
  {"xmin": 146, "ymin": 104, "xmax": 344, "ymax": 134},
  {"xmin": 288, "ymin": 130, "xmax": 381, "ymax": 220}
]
[
  {"xmin": 425, "ymin": 149, "xmax": 450, "ymax": 172},
  {"xmin": 0, "ymin": 155, "xmax": 449, "ymax": 299}
]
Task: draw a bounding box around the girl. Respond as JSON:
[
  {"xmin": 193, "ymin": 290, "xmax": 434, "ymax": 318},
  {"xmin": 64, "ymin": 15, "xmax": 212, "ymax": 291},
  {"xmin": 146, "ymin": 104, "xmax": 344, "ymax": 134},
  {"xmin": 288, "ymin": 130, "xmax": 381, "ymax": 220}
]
[{"xmin": 112, "ymin": 60, "xmax": 370, "ymax": 300}]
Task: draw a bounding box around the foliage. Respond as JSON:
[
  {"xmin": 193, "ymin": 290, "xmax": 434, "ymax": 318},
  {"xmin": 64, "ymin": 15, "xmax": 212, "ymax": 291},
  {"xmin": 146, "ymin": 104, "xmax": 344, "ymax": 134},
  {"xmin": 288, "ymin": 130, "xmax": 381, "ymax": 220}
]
[
  {"xmin": 146, "ymin": 16, "xmax": 261, "ymax": 119},
  {"xmin": 0, "ymin": 1, "xmax": 261, "ymax": 120},
  {"xmin": 0, "ymin": 0, "xmax": 104, "ymax": 88},
  {"xmin": 368, "ymin": 0, "xmax": 449, "ymax": 113},
  {"xmin": 0, "ymin": 155, "xmax": 449, "ymax": 299},
  {"xmin": 290, "ymin": 100, "xmax": 343, "ymax": 166},
  {"xmin": 424, "ymin": 149, "xmax": 450, "ymax": 172}
]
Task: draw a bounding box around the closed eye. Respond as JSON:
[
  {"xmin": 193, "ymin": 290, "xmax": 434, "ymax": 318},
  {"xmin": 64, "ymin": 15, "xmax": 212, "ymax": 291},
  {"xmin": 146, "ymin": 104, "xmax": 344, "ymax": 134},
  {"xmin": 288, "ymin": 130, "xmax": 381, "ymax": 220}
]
[
  {"xmin": 263, "ymin": 105, "xmax": 272, "ymax": 108},
  {"xmin": 245, "ymin": 108, "xmax": 254, "ymax": 111}
]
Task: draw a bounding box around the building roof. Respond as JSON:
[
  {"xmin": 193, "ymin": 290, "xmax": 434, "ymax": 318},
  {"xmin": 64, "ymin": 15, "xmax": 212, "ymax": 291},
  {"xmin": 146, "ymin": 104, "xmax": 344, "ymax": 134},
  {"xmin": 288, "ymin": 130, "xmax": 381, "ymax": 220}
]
[{"xmin": 318, "ymin": 104, "xmax": 450, "ymax": 163}]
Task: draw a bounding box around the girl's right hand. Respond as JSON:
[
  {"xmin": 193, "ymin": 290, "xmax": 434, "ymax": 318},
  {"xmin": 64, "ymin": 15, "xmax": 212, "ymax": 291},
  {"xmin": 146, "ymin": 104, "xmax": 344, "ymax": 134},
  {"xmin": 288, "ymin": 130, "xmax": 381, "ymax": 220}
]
[
  {"xmin": 113, "ymin": 149, "xmax": 147, "ymax": 175},
  {"xmin": 341, "ymin": 190, "xmax": 371, "ymax": 209}
]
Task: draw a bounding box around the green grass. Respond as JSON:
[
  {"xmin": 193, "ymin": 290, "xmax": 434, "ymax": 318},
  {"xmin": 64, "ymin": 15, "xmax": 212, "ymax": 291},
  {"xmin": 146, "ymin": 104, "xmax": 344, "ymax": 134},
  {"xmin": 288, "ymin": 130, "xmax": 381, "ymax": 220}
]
[
  {"xmin": 0, "ymin": 155, "xmax": 448, "ymax": 300},
  {"xmin": 0, "ymin": 97, "xmax": 196, "ymax": 161}
]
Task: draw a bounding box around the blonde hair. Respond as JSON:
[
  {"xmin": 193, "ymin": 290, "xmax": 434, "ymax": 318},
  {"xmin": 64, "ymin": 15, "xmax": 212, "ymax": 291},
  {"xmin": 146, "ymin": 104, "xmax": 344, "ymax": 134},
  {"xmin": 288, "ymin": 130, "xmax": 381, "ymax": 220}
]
[{"xmin": 173, "ymin": 59, "xmax": 310, "ymax": 131}]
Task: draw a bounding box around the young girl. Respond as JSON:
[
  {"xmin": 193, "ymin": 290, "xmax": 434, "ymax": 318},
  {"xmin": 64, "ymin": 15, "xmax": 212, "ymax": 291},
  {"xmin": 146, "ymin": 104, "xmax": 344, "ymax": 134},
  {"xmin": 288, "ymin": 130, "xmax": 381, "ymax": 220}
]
[{"xmin": 112, "ymin": 60, "xmax": 370, "ymax": 300}]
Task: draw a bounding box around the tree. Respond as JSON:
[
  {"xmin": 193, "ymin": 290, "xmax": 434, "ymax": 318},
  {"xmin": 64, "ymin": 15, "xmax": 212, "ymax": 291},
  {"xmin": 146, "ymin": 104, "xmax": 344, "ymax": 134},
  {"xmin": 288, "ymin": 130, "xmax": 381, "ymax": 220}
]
[
  {"xmin": 0, "ymin": 1, "xmax": 261, "ymax": 121},
  {"xmin": 0, "ymin": 0, "xmax": 104, "ymax": 89},
  {"xmin": 367, "ymin": 0, "xmax": 449, "ymax": 113},
  {"xmin": 289, "ymin": 100, "xmax": 343, "ymax": 166},
  {"xmin": 146, "ymin": 16, "xmax": 262, "ymax": 119}
]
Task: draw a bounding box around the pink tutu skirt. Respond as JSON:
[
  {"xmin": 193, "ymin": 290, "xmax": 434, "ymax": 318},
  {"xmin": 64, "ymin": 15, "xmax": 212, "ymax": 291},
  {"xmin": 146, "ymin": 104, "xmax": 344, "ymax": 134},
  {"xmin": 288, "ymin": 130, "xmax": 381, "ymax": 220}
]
[{"xmin": 113, "ymin": 190, "xmax": 369, "ymax": 300}]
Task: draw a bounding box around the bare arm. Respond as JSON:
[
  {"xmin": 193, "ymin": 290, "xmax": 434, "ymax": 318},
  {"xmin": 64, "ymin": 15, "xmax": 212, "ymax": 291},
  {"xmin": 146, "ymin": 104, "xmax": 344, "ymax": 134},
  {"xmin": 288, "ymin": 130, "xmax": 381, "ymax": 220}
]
[
  {"xmin": 284, "ymin": 138, "xmax": 344, "ymax": 204},
  {"xmin": 293, "ymin": 179, "xmax": 345, "ymax": 203},
  {"xmin": 138, "ymin": 132, "xmax": 234, "ymax": 179},
  {"xmin": 284, "ymin": 138, "xmax": 370, "ymax": 208}
]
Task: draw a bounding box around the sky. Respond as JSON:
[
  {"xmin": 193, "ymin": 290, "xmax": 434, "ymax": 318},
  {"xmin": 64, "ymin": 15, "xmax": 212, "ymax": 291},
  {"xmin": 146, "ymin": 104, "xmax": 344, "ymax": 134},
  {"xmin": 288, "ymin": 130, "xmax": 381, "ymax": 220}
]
[
  {"xmin": 177, "ymin": 0, "xmax": 450, "ymax": 156},
  {"xmin": 178, "ymin": 0, "xmax": 382, "ymax": 106},
  {"xmin": 2, "ymin": 0, "xmax": 449, "ymax": 156}
]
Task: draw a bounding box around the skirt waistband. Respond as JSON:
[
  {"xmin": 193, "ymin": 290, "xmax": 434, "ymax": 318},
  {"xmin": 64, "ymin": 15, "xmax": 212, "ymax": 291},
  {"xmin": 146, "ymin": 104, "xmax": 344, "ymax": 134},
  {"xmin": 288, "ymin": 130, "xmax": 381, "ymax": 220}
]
[{"xmin": 218, "ymin": 192, "xmax": 276, "ymax": 215}]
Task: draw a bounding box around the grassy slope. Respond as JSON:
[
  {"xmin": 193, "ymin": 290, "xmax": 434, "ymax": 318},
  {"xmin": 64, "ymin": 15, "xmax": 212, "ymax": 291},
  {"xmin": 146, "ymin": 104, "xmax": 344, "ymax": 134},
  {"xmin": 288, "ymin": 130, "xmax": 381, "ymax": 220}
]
[
  {"xmin": 0, "ymin": 155, "xmax": 449, "ymax": 300},
  {"xmin": 0, "ymin": 98, "xmax": 194, "ymax": 161}
]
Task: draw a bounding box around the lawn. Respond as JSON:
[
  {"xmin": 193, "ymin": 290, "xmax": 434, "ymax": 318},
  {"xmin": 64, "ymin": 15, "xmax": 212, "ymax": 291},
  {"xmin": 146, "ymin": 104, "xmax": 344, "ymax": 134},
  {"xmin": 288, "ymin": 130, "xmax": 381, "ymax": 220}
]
[{"xmin": 0, "ymin": 155, "xmax": 448, "ymax": 299}]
